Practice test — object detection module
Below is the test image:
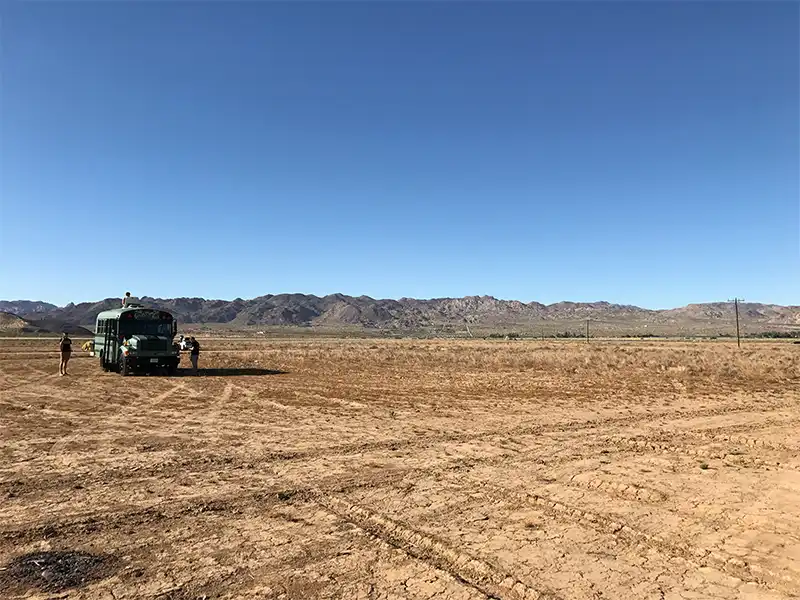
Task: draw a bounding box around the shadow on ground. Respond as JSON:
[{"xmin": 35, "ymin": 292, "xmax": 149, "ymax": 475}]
[{"xmin": 179, "ymin": 368, "xmax": 288, "ymax": 377}]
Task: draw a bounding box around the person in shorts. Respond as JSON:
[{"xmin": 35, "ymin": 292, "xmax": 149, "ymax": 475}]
[
  {"xmin": 189, "ymin": 337, "xmax": 201, "ymax": 375},
  {"xmin": 59, "ymin": 333, "xmax": 72, "ymax": 376}
]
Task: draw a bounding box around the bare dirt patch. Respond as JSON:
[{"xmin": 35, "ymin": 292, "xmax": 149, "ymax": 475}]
[{"xmin": 1, "ymin": 338, "xmax": 798, "ymax": 599}]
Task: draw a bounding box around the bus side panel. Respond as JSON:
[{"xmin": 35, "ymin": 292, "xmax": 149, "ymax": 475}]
[
  {"xmin": 94, "ymin": 320, "xmax": 104, "ymax": 356},
  {"xmin": 95, "ymin": 319, "xmax": 117, "ymax": 363}
]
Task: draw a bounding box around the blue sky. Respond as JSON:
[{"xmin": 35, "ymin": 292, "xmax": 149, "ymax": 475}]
[{"xmin": 1, "ymin": 1, "xmax": 797, "ymax": 309}]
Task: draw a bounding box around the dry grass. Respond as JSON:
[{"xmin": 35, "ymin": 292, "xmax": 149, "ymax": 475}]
[
  {"xmin": 206, "ymin": 339, "xmax": 800, "ymax": 391},
  {"xmin": 1, "ymin": 337, "xmax": 799, "ymax": 599}
]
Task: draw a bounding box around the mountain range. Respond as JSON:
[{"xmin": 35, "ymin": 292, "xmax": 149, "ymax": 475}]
[
  {"xmin": 1, "ymin": 295, "xmax": 799, "ymax": 334},
  {"xmin": 0, "ymin": 311, "xmax": 93, "ymax": 336}
]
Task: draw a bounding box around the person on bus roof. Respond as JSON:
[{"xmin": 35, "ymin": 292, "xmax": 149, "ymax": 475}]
[{"xmin": 122, "ymin": 292, "xmax": 140, "ymax": 307}]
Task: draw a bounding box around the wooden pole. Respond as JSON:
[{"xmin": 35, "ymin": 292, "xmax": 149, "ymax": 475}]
[
  {"xmin": 735, "ymin": 298, "xmax": 741, "ymax": 348},
  {"xmin": 585, "ymin": 320, "xmax": 589, "ymax": 343}
]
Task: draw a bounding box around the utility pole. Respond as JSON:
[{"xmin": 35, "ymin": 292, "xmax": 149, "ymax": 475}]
[
  {"xmin": 729, "ymin": 298, "xmax": 743, "ymax": 348},
  {"xmin": 585, "ymin": 319, "xmax": 590, "ymax": 343}
]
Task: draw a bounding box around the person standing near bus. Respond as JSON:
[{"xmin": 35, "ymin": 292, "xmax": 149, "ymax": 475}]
[
  {"xmin": 59, "ymin": 333, "xmax": 72, "ymax": 376},
  {"xmin": 189, "ymin": 337, "xmax": 201, "ymax": 375}
]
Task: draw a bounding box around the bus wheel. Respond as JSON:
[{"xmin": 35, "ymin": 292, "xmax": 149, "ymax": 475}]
[{"xmin": 120, "ymin": 357, "xmax": 131, "ymax": 376}]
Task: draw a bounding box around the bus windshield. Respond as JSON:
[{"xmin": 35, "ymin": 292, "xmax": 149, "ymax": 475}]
[{"xmin": 119, "ymin": 320, "xmax": 173, "ymax": 336}]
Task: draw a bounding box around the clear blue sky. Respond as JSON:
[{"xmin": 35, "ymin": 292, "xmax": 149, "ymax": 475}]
[{"xmin": 1, "ymin": 1, "xmax": 797, "ymax": 308}]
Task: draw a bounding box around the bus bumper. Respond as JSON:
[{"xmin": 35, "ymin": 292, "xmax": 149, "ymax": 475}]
[{"xmin": 125, "ymin": 356, "xmax": 180, "ymax": 370}]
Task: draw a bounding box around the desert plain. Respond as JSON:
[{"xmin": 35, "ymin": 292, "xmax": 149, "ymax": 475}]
[{"xmin": 1, "ymin": 337, "xmax": 799, "ymax": 600}]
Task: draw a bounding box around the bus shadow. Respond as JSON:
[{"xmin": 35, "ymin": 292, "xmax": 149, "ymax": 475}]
[{"xmin": 177, "ymin": 368, "xmax": 288, "ymax": 377}]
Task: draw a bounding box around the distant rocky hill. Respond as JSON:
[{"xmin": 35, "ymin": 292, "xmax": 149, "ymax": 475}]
[
  {"xmin": 0, "ymin": 300, "xmax": 58, "ymax": 316},
  {"xmin": 0, "ymin": 295, "xmax": 798, "ymax": 334},
  {"xmin": 0, "ymin": 311, "xmax": 92, "ymax": 336},
  {"xmin": 0, "ymin": 312, "xmax": 44, "ymax": 334}
]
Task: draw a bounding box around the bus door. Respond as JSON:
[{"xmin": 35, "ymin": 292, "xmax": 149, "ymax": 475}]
[{"xmin": 103, "ymin": 319, "xmax": 120, "ymax": 368}]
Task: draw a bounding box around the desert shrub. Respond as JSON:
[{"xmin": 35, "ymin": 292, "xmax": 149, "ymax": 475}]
[{"xmin": 750, "ymin": 331, "xmax": 800, "ymax": 339}]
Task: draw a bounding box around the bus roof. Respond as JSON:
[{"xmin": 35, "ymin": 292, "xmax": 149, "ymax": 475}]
[{"xmin": 96, "ymin": 307, "xmax": 174, "ymax": 321}]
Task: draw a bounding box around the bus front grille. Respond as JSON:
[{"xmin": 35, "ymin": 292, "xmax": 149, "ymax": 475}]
[{"xmin": 140, "ymin": 340, "xmax": 168, "ymax": 352}]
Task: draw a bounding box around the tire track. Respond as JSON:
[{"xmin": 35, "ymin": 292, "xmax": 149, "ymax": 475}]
[
  {"xmin": 0, "ymin": 470, "xmax": 406, "ymax": 543},
  {"xmin": 0, "ymin": 490, "xmax": 287, "ymax": 543},
  {"xmin": 3, "ymin": 449, "xmax": 795, "ymax": 596},
  {"xmin": 0, "ymin": 422, "xmax": 623, "ymax": 496},
  {"xmin": 220, "ymin": 383, "xmax": 234, "ymax": 404},
  {"xmin": 315, "ymin": 491, "xmax": 561, "ymax": 600},
  {"xmin": 301, "ymin": 392, "xmax": 368, "ymax": 410},
  {"xmin": 698, "ymin": 431, "xmax": 797, "ymax": 452},
  {"xmin": 602, "ymin": 434, "xmax": 800, "ymax": 471},
  {"xmin": 8, "ymin": 409, "xmax": 794, "ymax": 522},
  {"xmin": 232, "ymin": 384, "xmax": 294, "ymax": 411},
  {"xmin": 238, "ymin": 400, "xmax": 800, "ymax": 464},
  {"xmin": 9, "ymin": 404, "xmax": 787, "ymax": 503},
  {"xmin": 24, "ymin": 364, "xmax": 54, "ymax": 378},
  {"xmin": 151, "ymin": 383, "xmax": 192, "ymax": 405},
  {"xmin": 626, "ymin": 414, "xmax": 800, "ymax": 452},
  {"xmin": 563, "ymin": 472, "xmax": 668, "ymax": 504},
  {"xmin": 482, "ymin": 485, "xmax": 795, "ymax": 595},
  {"xmin": 207, "ymin": 383, "xmax": 236, "ymax": 421}
]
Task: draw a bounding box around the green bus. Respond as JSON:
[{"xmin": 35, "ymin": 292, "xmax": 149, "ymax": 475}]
[{"xmin": 94, "ymin": 305, "xmax": 180, "ymax": 376}]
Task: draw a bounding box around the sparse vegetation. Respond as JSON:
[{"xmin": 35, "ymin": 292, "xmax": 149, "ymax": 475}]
[
  {"xmin": 1, "ymin": 337, "xmax": 798, "ymax": 597},
  {"xmin": 486, "ymin": 332, "xmax": 521, "ymax": 339},
  {"xmin": 620, "ymin": 333, "xmax": 660, "ymax": 338},
  {"xmin": 749, "ymin": 330, "xmax": 800, "ymax": 339}
]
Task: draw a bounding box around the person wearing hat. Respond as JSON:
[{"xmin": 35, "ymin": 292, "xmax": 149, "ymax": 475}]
[{"xmin": 59, "ymin": 333, "xmax": 72, "ymax": 376}]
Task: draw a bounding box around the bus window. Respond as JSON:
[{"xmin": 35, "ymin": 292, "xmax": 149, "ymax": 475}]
[{"xmin": 119, "ymin": 320, "xmax": 173, "ymax": 336}]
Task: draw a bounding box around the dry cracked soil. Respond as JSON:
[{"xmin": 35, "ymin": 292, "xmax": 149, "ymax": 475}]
[{"xmin": 1, "ymin": 337, "xmax": 799, "ymax": 600}]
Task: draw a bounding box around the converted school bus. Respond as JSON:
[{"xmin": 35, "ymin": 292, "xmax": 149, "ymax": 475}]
[{"xmin": 94, "ymin": 305, "xmax": 180, "ymax": 376}]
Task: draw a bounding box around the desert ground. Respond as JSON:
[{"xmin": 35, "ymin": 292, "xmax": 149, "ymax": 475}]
[{"xmin": 1, "ymin": 337, "xmax": 799, "ymax": 600}]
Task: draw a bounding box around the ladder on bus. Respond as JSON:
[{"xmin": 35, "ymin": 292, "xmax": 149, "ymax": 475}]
[{"xmin": 102, "ymin": 322, "xmax": 119, "ymax": 371}]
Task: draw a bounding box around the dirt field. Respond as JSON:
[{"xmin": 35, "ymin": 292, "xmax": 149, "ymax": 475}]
[{"xmin": 1, "ymin": 338, "xmax": 799, "ymax": 600}]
